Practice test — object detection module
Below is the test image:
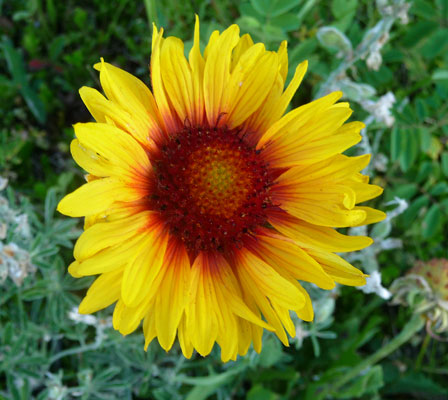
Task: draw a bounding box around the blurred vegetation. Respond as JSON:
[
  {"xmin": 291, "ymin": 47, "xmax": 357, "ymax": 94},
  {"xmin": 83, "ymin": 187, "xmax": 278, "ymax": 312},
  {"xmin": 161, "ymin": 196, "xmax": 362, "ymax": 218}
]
[{"xmin": 1, "ymin": 0, "xmax": 448, "ymax": 399}]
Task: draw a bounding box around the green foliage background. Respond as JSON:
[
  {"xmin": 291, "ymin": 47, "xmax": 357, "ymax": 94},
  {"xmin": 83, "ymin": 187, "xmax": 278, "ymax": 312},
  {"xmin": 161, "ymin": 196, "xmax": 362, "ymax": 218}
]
[{"xmin": 1, "ymin": 0, "xmax": 447, "ymax": 399}]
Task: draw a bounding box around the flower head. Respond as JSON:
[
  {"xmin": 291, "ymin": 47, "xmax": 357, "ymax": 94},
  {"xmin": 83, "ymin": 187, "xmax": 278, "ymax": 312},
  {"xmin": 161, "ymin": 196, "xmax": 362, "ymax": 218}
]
[
  {"xmin": 391, "ymin": 259, "xmax": 448, "ymax": 337},
  {"xmin": 58, "ymin": 17, "xmax": 385, "ymax": 361}
]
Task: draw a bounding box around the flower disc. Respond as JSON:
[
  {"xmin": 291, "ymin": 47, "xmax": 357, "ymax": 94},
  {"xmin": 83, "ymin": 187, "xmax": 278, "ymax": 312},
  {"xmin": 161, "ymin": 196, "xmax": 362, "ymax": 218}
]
[{"xmin": 151, "ymin": 126, "xmax": 272, "ymax": 254}]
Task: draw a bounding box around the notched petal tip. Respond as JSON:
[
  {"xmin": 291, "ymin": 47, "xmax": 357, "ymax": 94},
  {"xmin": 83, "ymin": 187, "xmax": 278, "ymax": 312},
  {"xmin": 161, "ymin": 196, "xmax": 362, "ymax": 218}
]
[{"xmin": 93, "ymin": 57, "xmax": 106, "ymax": 72}]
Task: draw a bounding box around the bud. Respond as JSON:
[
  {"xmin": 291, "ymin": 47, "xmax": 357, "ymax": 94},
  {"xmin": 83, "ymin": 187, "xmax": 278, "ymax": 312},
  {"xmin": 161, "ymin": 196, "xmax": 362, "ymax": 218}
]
[
  {"xmin": 410, "ymin": 259, "xmax": 448, "ymax": 303},
  {"xmin": 390, "ymin": 259, "xmax": 448, "ymax": 336}
]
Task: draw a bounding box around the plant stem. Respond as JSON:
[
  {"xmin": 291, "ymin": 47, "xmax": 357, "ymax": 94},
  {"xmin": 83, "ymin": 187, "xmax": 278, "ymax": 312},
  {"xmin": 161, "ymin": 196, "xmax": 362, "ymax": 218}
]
[
  {"xmin": 49, "ymin": 340, "xmax": 110, "ymax": 364},
  {"xmin": 315, "ymin": 16, "xmax": 395, "ymax": 99},
  {"xmin": 415, "ymin": 331, "xmax": 431, "ymax": 370},
  {"xmin": 323, "ymin": 314, "xmax": 424, "ymax": 398}
]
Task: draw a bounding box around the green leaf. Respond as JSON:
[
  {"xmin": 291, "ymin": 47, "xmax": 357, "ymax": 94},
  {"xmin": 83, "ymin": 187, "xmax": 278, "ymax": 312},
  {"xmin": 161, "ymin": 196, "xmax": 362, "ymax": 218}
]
[
  {"xmin": 402, "ymin": 20, "xmax": 437, "ymax": 48},
  {"xmin": 186, "ymin": 385, "xmax": 220, "ymax": 400},
  {"xmin": 270, "ymin": 13, "xmax": 301, "ymax": 32},
  {"xmin": 400, "ymin": 195, "xmax": 429, "ymax": 228},
  {"xmin": 418, "ymin": 128, "xmax": 432, "ymax": 152},
  {"xmin": 432, "ymin": 69, "xmax": 448, "ymax": 81},
  {"xmin": 250, "ymin": 0, "xmax": 302, "ymax": 18},
  {"xmin": 289, "ymin": 37, "xmax": 317, "ymax": 64},
  {"xmin": 385, "ymin": 371, "xmax": 448, "ymax": 397},
  {"xmin": 175, "ymin": 365, "xmax": 245, "ymax": 386},
  {"xmin": 390, "ymin": 127, "xmax": 402, "ymax": 162},
  {"xmin": 441, "ymin": 152, "xmax": 448, "ymax": 177},
  {"xmin": 416, "ymin": 161, "xmax": 433, "ymax": 183},
  {"xmin": 422, "ymin": 204, "xmax": 442, "ymax": 239},
  {"xmin": 331, "ymin": 0, "xmax": 357, "ymax": 19},
  {"xmin": 334, "ymin": 365, "xmax": 384, "ymax": 399},
  {"xmin": 257, "ymin": 335, "xmax": 286, "ymax": 368},
  {"xmin": 429, "ymin": 181, "xmax": 448, "ymax": 196},
  {"xmin": 1, "ymin": 37, "xmax": 27, "ymax": 85},
  {"xmin": 393, "ymin": 183, "xmax": 419, "ymax": 200},
  {"xmin": 399, "ymin": 130, "xmax": 419, "ymax": 172},
  {"xmin": 421, "ymin": 29, "xmax": 448, "ymax": 59},
  {"xmin": 247, "ymin": 385, "xmax": 278, "ymax": 400}
]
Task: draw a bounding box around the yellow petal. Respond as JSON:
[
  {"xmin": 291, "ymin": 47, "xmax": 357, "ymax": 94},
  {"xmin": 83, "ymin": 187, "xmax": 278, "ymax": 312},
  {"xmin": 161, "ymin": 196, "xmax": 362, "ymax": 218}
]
[
  {"xmin": 294, "ymin": 282, "xmax": 314, "ymax": 321},
  {"xmin": 160, "ymin": 37, "xmax": 195, "ymax": 124},
  {"xmin": 268, "ymin": 209, "xmax": 373, "ymax": 252},
  {"xmin": 212, "ymin": 253, "xmax": 273, "ymax": 330},
  {"xmin": 307, "ymin": 249, "xmax": 367, "ymax": 286},
  {"xmin": 177, "ymin": 314, "xmax": 194, "ymax": 358},
  {"xmin": 154, "ymin": 240, "xmax": 191, "ymax": 351},
  {"xmin": 261, "ymin": 106, "xmax": 359, "ymax": 168},
  {"xmin": 113, "ymin": 297, "xmax": 151, "ymax": 335},
  {"xmin": 78, "ymin": 268, "xmax": 123, "ymax": 314},
  {"xmin": 257, "ymin": 91, "xmax": 343, "ymax": 149},
  {"xmin": 236, "ymin": 249, "xmax": 306, "ymax": 310},
  {"xmin": 203, "ymin": 24, "xmax": 240, "ymax": 126},
  {"xmin": 121, "ymin": 224, "xmax": 168, "ymax": 307},
  {"xmin": 93, "ymin": 59, "xmax": 164, "ymax": 143},
  {"xmin": 277, "ymin": 40, "xmax": 288, "ymax": 83},
  {"xmin": 151, "ymin": 25, "xmax": 181, "ymax": 133},
  {"xmin": 224, "ymin": 45, "xmax": 279, "ymax": 127},
  {"xmin": 231, "ymin": 33, "xmax": 255, "ymax": 71},
  {"xmin": 238, "ymin": 268, "xmax": 289, "ymax": 346},
  {"xmin": 74, "ymin": 233, "xmax": 146, "ymax": 276},
  {"xmin": 70, "ymin": 139, "xmax": 111, "ymax": 178},
  {"xmin": 188, "ymin": 15, "xmax": 205, "ymax": 125},
  {"xmin": 143, "ymin": 312, "xmax": 157, "ymax": 351},
  {"xmin": 347, "ymin": 181, "xmax": 384, "ymax": 204},
  {"xmin": 79, "ymin": 87, "xmax": 158, "ymax": 147},
  {"xmin": 185, "ymin": 253, "xmax": 219, "ymax": 356},
  {"xmin": 73, "ymin": 123, "xmax": 151, "ymax": 180},
  {"xmin": 73, "ymin": 210, "xmax": 152, "ymax": 261},
  {"xmin": 353, "ymin": 206, "xmax": 387, "ymax": 226},
  {"xmin": 248, "ymin": 232, "xmax": 335, "ymax": 290},
  {"xmin": 57, "ymin": 178, "xmax": 143, "ymax": 217}
]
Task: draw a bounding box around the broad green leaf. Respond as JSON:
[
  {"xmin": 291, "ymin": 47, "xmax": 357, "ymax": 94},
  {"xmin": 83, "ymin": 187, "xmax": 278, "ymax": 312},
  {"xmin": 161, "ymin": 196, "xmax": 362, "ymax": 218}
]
[
  {"xmin": 399, "ymin": 130, "xmax": 419, "ymax": 172},
  {"xmin": 429, "ymin": 181, "xmax": 448, "ymax": 196},
  {"xmin": 418, "ymin": 128, "xmax": 431, "ymax": 152},
  {"xmin": 331, "ymin": 0, "xmax": 357, "ymax": 19},
  {"xmin": 247, "ymin": 385, "xmax": 278, "ymax": 400},
  {"xmin": 250, "ymin": 0, "xmax": 302, "ymax": 18},
  {"xmin": 390, "ymin": 127, "xmax": 402, "ymax": 162},
  {"xmin": 421, "ymin": 29, "xmax": 448, "ymax": 59},
  {"xmin": 385, "ymin": 371, "xmax": 448, "ymax": 397},
  {"xmin": 289, "ymin": 37, "xmax": 317, "ymax": 64},
  {"xmin": 402, "ymin": 20, "xmax": 437, "ymax": 48},
  {"xmin": 441, "ymin": 152, "xmax": 448, "ymax": 177},
  {"xmin": 271, "ymin": 13, "xmax": 301, "ymax": 32},
  {"xmin": 400, "ymin": 195, "xmax": 429, "ymax": 228},
  {"xmin": 422, "ymin": 203, "xmax": 442, "ymax": 239},
  {"xmin": 426, "ymin": 137, "xmax": 442, "ymax": 160},
  {"xmin": 416, "ymin": 161, "xmax": 433, "ymax": 183},
  {"xmin": 432, "ymin": 69, "xmax": 448, "ymax": 81},
  {"xmin": 1, "ymin": 37, "xmax": 27, "ymax": 85},
  {"xmin": 392, "ymin": 183, "xmax": 418, "ymax": 200}
]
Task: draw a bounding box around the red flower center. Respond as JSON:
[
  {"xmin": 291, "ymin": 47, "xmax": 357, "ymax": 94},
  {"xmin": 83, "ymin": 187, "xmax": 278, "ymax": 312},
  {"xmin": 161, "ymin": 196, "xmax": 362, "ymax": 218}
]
[{"xmin": 151, "ymin": 126, "xmax": 273, "ymax": 254}]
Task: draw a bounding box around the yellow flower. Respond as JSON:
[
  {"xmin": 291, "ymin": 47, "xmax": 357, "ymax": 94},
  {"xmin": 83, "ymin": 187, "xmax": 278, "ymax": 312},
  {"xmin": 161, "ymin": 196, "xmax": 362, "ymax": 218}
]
[{"xmin": 57, "ymin": 16, "xmax": 385, "ymax": 362}]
